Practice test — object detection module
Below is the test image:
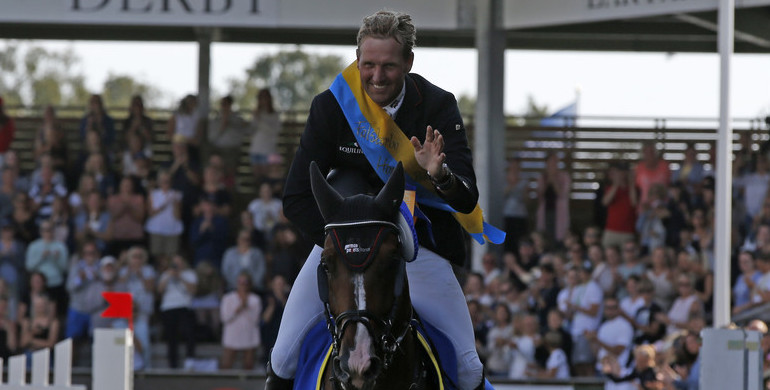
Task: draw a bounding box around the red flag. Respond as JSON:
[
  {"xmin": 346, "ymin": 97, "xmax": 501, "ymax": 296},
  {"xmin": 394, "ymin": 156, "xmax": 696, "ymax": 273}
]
[{"xmin": 102, "ymin": 292, "xmax": 133, "ymax": 320}]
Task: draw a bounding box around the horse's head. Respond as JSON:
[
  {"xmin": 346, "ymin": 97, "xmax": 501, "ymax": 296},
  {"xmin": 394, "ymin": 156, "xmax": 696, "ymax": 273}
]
[{"xmin": 310, "ymin": 161, "xmax": 412, "ymax": 390}]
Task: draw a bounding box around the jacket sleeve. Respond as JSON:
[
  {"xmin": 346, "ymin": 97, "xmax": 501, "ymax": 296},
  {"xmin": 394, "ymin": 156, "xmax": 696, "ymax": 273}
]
[{"xmin": 282, "ymin": 92, "xmax": 338, "ymax": 246}]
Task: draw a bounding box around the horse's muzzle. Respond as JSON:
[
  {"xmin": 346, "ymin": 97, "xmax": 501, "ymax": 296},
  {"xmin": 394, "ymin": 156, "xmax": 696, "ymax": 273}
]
[{"xmin": 333, "ymin": 353, "xmax": 382, "ymax": 390}]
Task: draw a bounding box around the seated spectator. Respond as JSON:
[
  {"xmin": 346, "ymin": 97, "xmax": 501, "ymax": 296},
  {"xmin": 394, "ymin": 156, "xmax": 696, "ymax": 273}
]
[
  {"xmin": 17, "ymin": 272, "xmax": 49, "ymax": 321},
  {"xmin": 50, "ymin": 195, "xmax": 74, "ymax": 252},
  {"xmin": 732, "ymin": 251, "xmax": 761, "ymax": 313},
  {"xmin": 222, "ymin": 229, "xmax": 266, "ymax": 292},
  {"xmin": 220, "ymin": 272, "xmax": 262, "ymax": 370},
  {"xmin": 657, "ymin": 274, "xmax": 703, "ymax": 336},
  {"xmin": 593, "ymin": 245, "xmax": 623, "ymax": 298},
  {"xmin": 68, "ymin": 174, "xmax": 96, "ymax": 216},
  {"xmin": 530, "ymin": 331, "xmax": 570, "ymax": 379},
  {"xmin": 191, "ymin": 261, "xmax": 223, "ymax": 341},
  {"xmin": 145, "ymin": 170, "xmax": 183, "ymax": 269},
  {"xmin": 20, "ymin": 294, "xmax": 59, "ymax": 352},
  {"xmin": 247, "ymin": 182, "xmax": 282, "ymax": 244},
  {"xmin": 690, "ymin": 207, "xmax": 714, "ymax": 269},
  {"xmin": 463, "ymin": 272, "xmax": 493, "ymax": 307},
  {"xmin": 29, "ymin": 164, "xmax": 68, "ymax": 227},
  {"xmin": 484, "ymin": 304, "xmax": 514, "ymax": 378},
  {"xmin": 106, "ymin": 177, "xmax": 146, "ymax": 256},
  {"xmin": 29, "ymin": 154, "xmax": 66, "ymax": 189},
  {"xmin": 74, "ymin": 191, "xmax": 111, "ymax": 253},
  {"xmin": 0, "ymin": 295, "xmax": 17, "ymax": 361},
  {"xmin": 25, "ymin": 220, "xmax": 68, "ymax": 316},
  {"xmin": 602, "ymin": 344, "xmax": 661, "ymax": 390},
  {"xmin": 260, "ymin": 274, "xmax": 289, "ymax": 363},
  {"xmin": 535, "ymin": 309, "xmax": 573, "ymax": 371},
  {"xmin": 158, "ymin": 255, "xmax": 198, "ymax": 369},
  {"xmin": 468, "ymin": 299, "xmax": 490, "ymax": 357},
  {"xmin": 660, "ymin": 331, "xmax": 701, "ymax": 390},
  {"xmin": 65, "ymin": 241, "xmax": 101, "ymax": 341},
  {"xmin": 121, "ymin": 131, "xmax": 149, "ymax": 177},
  {"xmin": 118, "ymin": 246, "xmax": 156, "ymax": 369},
  {"xmin": 189, "ymin": 198, "xmax": 228, "ymax": 268},
  {"xmin": 619, "ymin": 241, "xmax": 646, "ymax": 281},
  {"xmin": 0, "ymin": 224, "xmax": 26, "ymax": 308},
  {"xmin": 1, "ymin": 151, "xmax": 30, "ymax": 193},
  {"xmin": 89, "ymin": 256, "xmax": 128, "ymax": 331},
  {"xmin": 238, "ymin": 210, "xmax": 264, "ymax": 250}
]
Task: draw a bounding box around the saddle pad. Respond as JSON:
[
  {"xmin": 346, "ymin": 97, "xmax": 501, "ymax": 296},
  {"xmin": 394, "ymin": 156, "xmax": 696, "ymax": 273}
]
[{"xmin": 295, "ymin": 319, "xmax": 474, "ymax": 390}]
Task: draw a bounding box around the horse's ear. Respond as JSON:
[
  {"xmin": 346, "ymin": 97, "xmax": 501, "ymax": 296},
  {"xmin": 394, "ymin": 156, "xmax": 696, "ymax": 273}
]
[
  {"xmin": 310, "ymin": 161, "xmax": 344, "ymax": 222},
  {"xmin": 375, "ymin": 162, "xmax": 404, "ymax": 215}
]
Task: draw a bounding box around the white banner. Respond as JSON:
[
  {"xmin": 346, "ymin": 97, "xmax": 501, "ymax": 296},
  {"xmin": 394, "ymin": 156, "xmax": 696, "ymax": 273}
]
[
  {"xmin": 504, "ymin": 0, "xmax": 770, "ymax": 29},
  {"xmin": 0, "ymin": 0, "xmax": 459, "ymax": 29}
]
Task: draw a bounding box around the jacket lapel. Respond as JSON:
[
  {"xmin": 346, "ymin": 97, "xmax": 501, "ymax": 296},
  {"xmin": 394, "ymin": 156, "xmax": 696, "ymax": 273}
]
[{"xmin": 394, "ymin": 74, "xmax": 423, "ymax": 140}]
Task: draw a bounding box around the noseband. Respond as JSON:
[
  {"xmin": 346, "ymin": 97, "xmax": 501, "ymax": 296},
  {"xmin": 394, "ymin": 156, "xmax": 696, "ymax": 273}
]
[{"xmin": 317, "ymin": 220, "xmax": 414, "ymax": 380}]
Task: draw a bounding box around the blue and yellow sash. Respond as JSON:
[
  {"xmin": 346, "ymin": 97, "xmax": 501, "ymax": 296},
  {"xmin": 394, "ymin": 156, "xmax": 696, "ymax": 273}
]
[{"xmin": 329, "ymin": 61, "xmax": 504, "ymax": 245}]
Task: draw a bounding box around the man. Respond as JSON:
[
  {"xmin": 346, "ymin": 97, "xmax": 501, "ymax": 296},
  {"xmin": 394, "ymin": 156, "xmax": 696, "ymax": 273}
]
[
  {"xmin": 586, "ymin": 297, "xmax": 634, "ymax": 390},
  {"xmin": 205, "ymin": 95, "xmax": 248, "ymax": 179},
  {"xmin": 269, "ymin": 10, "xmax": 492, "ymax": 390}
]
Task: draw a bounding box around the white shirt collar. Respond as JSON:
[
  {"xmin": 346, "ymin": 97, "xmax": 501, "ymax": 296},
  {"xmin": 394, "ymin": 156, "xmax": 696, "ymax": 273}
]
[{"xmin": 382, "ymin": 81, "xmax": 406, "ymax": 119}]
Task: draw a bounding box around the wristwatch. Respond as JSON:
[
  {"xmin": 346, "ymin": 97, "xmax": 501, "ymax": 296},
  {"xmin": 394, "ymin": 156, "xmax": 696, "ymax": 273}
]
[{"xmin": 427, "ymin": 163, "xmax": 454, "ymax": 191}]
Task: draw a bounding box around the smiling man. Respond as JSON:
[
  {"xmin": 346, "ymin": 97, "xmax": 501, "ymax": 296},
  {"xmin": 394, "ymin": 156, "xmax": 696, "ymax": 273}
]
[{"xmin": 268, "ymin": 9, "xmax": 492, "ymax": 390}]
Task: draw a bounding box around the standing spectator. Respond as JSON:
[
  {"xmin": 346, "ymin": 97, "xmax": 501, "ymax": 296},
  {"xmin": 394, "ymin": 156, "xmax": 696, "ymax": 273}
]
[
  {"xmin": 158, "ymin": 255, "xmax": 197, "ymax": 369},
  {"xmin": 268, "ymin": 224, "xmax": 307, "ymax": 285},
  {"xmin": 0, "ymin": 294, "xmax": 17, "ymax": 360},
  {"xmin": 106, "ymin": 177, "xmax": 146, "ymax": 256},
  {"xmin": 89, "ymin": 256, "xmax": 128, "ymax": 330},
  {"xmin": 205, "ymin": 95, "xmax": 248, "ymax": 180},
  {"xmin": 16, "ymin": 272, "xmax": 49, "ymax": 321},
  {"xmin": 191, "ymin": 261, "xmax": 223, "ymax": 341},
  {"xmin": 536, "ymin": 152, "xmax": 571, "ymax": 243},
  {"xmin": 690, "ymin": 207, "xmax": 714, "ymax": 269},
  {"xmin": 198, "ymin": 165, "xmax": 231, "ymax": 217},
  {"xmin": 49, "ymin": 196, "xmax": 73, "ymax": 252},
  {"xmin": 1, "ymin": 151, "xmax": 29, "ymax": 193},
  {"xmin": 122, "ymin": 95, "xmax": 154, "ymax": 157},
  {"xmin": 118, "ymin": 246, "xmax": 156, "ymax": 368},
  {"xmin": 646, "ymin": 247, "xmax": 676, "ymax": 310},
  {"xmin": 565, "ymin": 264, "xmax": 604, "ymax": 377},
  {"xmin": 167, "ymin": 138, "xmax": 201, "ymax": 229},
  {"xmin": 593, "ymin": 245, "xmax": 623, "ymax": 297},
  {"xmin": 734, "ymin": 155, "xmax": 770, "ymax": 231},
  {"xmin": 29, "ymin": 165, "xmax": 68, "ymax": 226},
  {"xmin": 83, "ymin": 152, "xmax": 117, "ymax": 197},
  {"xmin": 603, "ymin": 344, "xmax": 661, "ymax": 390},
  {"xmin": 166, "ymin": 95, "xmax": 201, "ymax": 163},
  {"xmin": 629, "ymin": 278, "xmax": 666, "ymax": 346},
  {"xmin": 68, "ymin": 174, "xmax": 96, "ymax": 217},
  {"xmin": 484, "ymin": 304, "xmax": 514, "ymax": 378},
  {"xmin": 528, "ymin": 263, "xmax": 560, "ymax": 329},
  {"xmin": 636, "ymin": 183, "xmax": 667, "ymax": 254},
  {"xmin": 533, "ymin": 331, "xmax": 570, "ymax": 379},
  {"xmin": 0, "ymin": 168, "xmax": 16, "ymax": 221},
  {"xmin": 65, "ymin": 241, "xmax": 101, "ymax": 341},
  {"xmin": 249, "ymin": 88, "xmax": 282, "ymax": 183},
  {"xmin": 34, "ymin": 106, "xmax": 68, "ymax": 174},
  {"xmin": 74, "ymin": 191, "xmax": 111, "ymax": 253},
  {"xmin": 586, "ymin": 296, "xmax": 634, "ymax": 389},
  {"xmin": 634, "ymin": 141, "xmax": 670, "ymax": 211},
  {"xmin": 732, "ymin": 251, "xmax": 762, "ymax": 314},
  {"xmin": 503, "ymin": 158, "xmax": 530, "ymax": 254},
  {"xmin": 220, "ymin": 272, "xmax": 262, "ymax": 370},
  {"xmin": 25, "ymin": 220, "xmax": 68, "ymax": 315},
  {"xmin": 19, "ymin": 294, "xmax": 59, "ymax": 352},
  {"xmin": 508, "ymin": 314, "xmax": 538, "ymax": 379},
  {"xmin": 0, "ymin": 224, "xmax": 26, "ymax": 306},
  {"xmin": 0, "ymin": 97, "xmax": 16, "ymax": 167},
  {"xmin": 221, "ymin": 229, "xmax": 266, "ymax": 292},
  {"xmin": 535, "ymin": 309, "xmax": 573, "ymax": 371},
  {"xmin": 601, "ymin": 162, "xmax": 637, "ymax": 249},
  {"xmin": 619, "ymin": 241, "xmax": 646, "ymax": 281},
  {"xmin": 260, "ymin": 274, "xmax": 290, "ymax": 363},
  {"xmin": 145, "ymin": 170, "xmax": 183, "ymax": 268},
  {"xmin": 480, "ymin": 252, "xmax": 501, "ymax": 286},
  {"xmin": 247, "ymin": 182, "xmax": 283, "ymax": 244},
  {"xmin": 10, "ymin": 193, "xmax": 37, "ymax": 245},
  {"xmin": 657, "ymin": 274, "xmax": 703, "ymax": 336},
  {"xmin": 189, "ymin": 198, "xmax": 229, "ymax": 268},
  {"xmin": 672, "ymin": 142, "xmax": 704, "ymax": 195},
  {"xmin": 619, "ymin": 276, "xmax": 645, "ymax": 320},
  {"xmin": 79, "ymin": 94, "xmax": 116, "ymax": 152},
  {"xmin": 121, "ymin": 131, "xmax": 149, "ymax": 177}
]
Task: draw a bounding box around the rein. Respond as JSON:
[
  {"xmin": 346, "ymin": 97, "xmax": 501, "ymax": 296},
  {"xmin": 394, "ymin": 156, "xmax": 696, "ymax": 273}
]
[{"xmin": 318, "ymin": 219, "xmax": 417, "ymax": 387}]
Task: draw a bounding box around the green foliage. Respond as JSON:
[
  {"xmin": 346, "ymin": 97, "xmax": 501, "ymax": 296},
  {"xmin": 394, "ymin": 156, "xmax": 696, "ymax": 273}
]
[
  {"xmin": 102, "ymin": 73, "xmax": 161, "ymax": 110},
  {"xmin": 228, "ymin": 47, "xmax": 345, "ymax": 111},
  {"xmin": 457, "ymin": 93, "xmax": 476, "ymax": 118},
  {"xmin": 524, "ymin": 95, "xmax": 549, "ymax": 127}
]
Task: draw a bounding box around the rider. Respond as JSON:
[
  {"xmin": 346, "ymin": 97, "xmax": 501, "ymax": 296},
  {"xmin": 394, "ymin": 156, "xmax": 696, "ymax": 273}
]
[{"xmin": 267, "ymin": 10, "xmax": 488, "ymax": 390}]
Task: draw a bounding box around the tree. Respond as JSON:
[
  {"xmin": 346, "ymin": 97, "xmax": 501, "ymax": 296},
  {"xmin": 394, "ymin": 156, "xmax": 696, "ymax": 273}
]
[
  {"xmin": 523, "ymin": 95, "xmax": 549, "ymax": 127},
  {"xmin": 101, "ymin": 73, "xmax": 162, "ymax": 110},
  {"xmin": 457, "ymin": 93, "xmax": 476, "ymax": 119},
  {"xmin": 228, "ymin": 47, "xmax": 345, "ymax": 112}
]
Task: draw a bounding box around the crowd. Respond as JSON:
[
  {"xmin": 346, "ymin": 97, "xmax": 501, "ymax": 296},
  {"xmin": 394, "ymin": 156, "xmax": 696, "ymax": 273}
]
[
  {"xmin": 0, "ymin": 93, "xmax": 312, "ymax": 371},
  {"xmin": 0, "ymin": 93, "xmax": 769, "ymax": 387}
]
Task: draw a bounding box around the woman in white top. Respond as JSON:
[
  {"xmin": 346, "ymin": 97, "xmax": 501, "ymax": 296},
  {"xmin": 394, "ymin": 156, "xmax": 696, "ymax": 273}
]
[
  {"xmin": 220, "ymin": 272, "xmax": 262, "ymax": 370},
  {"xmin": 145, "ymin": 170, "xmax": 183, "ymax": 267},
  {"xmin": 166, "ymin": 94, "xmax": 201, "ymax": 162},
  {"xmin": 645, "ymin": 247, "xmax": 676, "ymax": 310},
  {"xmin": 484, "ymin": 304, "xmax": 514, "ymax": 377},
  {"xmin": 249, "ymin": 89, "xmax": 281, "ymax": 182},
  {"xmin": 158, "ymin": 255, "xmax": 198, "ymax": 369},
  {"xmin": 656, "ymin": 274, "xmax": 702, "ymax": 335}
]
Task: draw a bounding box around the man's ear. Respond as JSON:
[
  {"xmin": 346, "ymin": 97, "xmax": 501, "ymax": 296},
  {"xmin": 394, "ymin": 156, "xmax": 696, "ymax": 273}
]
[
  {"xmin": 356, "ymin": 48, "xmax": 361, "ymax": 64},
  {"xmin": 405, "ymin": 51, "xmax": 414, "ymax": 73}
]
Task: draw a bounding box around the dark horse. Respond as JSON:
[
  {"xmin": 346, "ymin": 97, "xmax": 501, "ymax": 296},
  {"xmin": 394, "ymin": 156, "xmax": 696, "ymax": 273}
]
[{"xmin": 310, "ymin": 161, "xmax": 439, "ymax": 390}]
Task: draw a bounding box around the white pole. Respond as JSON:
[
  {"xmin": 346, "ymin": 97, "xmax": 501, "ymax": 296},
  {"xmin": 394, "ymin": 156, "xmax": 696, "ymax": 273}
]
[{"xmin": 714, "ymin": 0, "xmax": 734, "ymax": 329}]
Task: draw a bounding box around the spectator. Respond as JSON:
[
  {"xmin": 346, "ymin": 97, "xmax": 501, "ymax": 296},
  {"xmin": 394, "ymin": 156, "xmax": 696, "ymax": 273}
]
[
  {"xmin": 158, "ymin": 255, "xmax": 197, "ymax": 369},
  {"xmin": 167, "ymin": 138, "xmax": 201, "ymax": 228},
  {"xmin": 222, "ymin": 229, "xmax": 266, "ymax": 292},
  {"xmin": 191, "ymin": 261, "xmax": 223, "ymax": 341},
  {"xmin": 34, "ymin": 105, "xmax": 67, "ymax": 174},
  {"xmin": 197, "ymin": 164, "xmax": 231, "ymax": 217},
  {"xmin": 25, "ymin": 220, "xmax": 68, "ymax": 316},
  {"xmin": 74, "ymin": 191, "xmax": 110, "ymax": 253},
  {"xmin": 65, "ymin": 241, "xmax": 101, "ymax": 341},
  {"xmin": 205, "ymin": 95, "xmax": 248, "ymax": 179},
  {"xmin": 657, "ymin": 274, "xmax": 703, "ymax": 336},
  {"xmin": 463, "ymin": 272, "xmax": 493, "ymax": 307},
  {"xmin": 663, "ymin": 181, "xmax": 690, "ymax": 248},
  {"xmin": 636, "ymin": 183, "xmax": 667, "ymax": 254},
  {"xmin": 586, "ymin": 296, "xmax": 633, "ymax": 388},
  {"xmin": 484, "ymin": 304, "xmax": 514, "ymax": 378},
  {"xmin": 49, "ymin": 195, "xmax": 73, "ymax": 251},
  {"xmin": 29, "ymin": 163, "xmax": 68, "ymax": 226},
  {"xmin": 118, "ymin": 246, "xmax": 156, "ymax": 368},
  {"xmin": 528, "ymin": 263, "xmax": 560, "ymax": 329},
  {"xmin": 630, "ymin": 278, "xmax": 666, "ymax": 346},
  {"xmin": 10, "ymin": 193, "xmax": 38, "ymax": 244},
  {"xmin": 602, "ymin": 162, "xmax": 637, "ymax": 249},
  {"xmin": 531, "ymin": 331, "xmax": 570, "ymax": 379},
  {"xmin": 468, "ymin": 299, "xmax": 490, "ymax": 357},
  {"xmin": 189, "ymin": 198, "xmax": 229, "ymax": 268},
  {"xmin": 536, "ymin": 152, "xmax": 571, "ymax": 242},
  {"xmin": 247, "ymin": 182, "xmax": 282, "ymax": 244},
  {"xmin": 508, "ymin": 313, "xmax": 538, "ymax": 379},
  {"xmin": 0, "ymin": 169, "xmax": 16, "ymax": 221},
  {"xmin": 619, "ymin": 275, "xmax": 645, "ymax": 320},
  {"xmin": 0, "ymin": 295, "xmax": 18, "ymax": 361},
  {"xmin": 660, "ymin": 331, "xmax": 701, "ymax": 390},
  {"xmin": 619, "ymin": 241, "xmax": 645, "ymax": 281},
  {"xmin": 106, "ymin": 177, "xmax": 146, "ymax": 256},
  {"xmin": 672, "ymin": 143, "xmax": 704, "ymax": 195},
  {"xmin": 238, "ymin": 209, "xmax": 264, "ymax": 250},
  {"xmin": 69, "ymin": 174, "xmax": 96, "ymax": 217},
  {"xmin": 89, "ymin": 255, "xmax": 128, "ymax": 330},
  {"xmin": 564, "ymin": 264, "xmax": 603, "ymax": 376},
  {"xmin": 535, "ymin": 309, "xmax": 573, "ymax": 371},
  {"xmin": 17, "ymin": 272, "xmax": 49, "ymax": 321},
  {"xmin": 593, "ymin": 245, "xmax": 623, "ymax": 297},
  {"xmin": 732, "ymin": 250, "xmax": 761, "ymax": 314},
  {"xmin": 0, "ymin": 151, "xmax": 29, "ymax": 193},
  {"xmin": 145, "ymin": 169, "xmax": 183, "ymax": 268},
  {"xmin": 83, "ymin": 152, "xmax": 117, "ymax": 197},
  {"xmin": 0, "ymin": 97, "xmax": 15, "ymax": 167},
  {"xmin": 260, "ymin": 274, "xmax": 289, "ymax": 363},
  {"xmin": 690, "ymin": 207, "xmax": 714, "ymax": 268},
  {"xmin": 635, "ymin": 141, "xmax": 670, "ymax": 211},
  {"xmin": 220, "ymin": 272, "xmax": 262, "ymax": 370},
  {"xmin": 0, "ymin": 224, "xmax": 26, "ymax": 306},
  {"xmin": 734, "ymin": 154, "xmax": 770, "ymax": 231},
  {"xmin": 646, "ymin": 247, "xmax": 676, "ymax": 310},
  {"xmin": 603, "ymin": 344, "xmax": 661, "ymax": 390},
  {"xmin": 480, "ymin": 252, "xmax": 501, "ymax": 286},
  {"xmin": 79, "ymin": 94, "xmax": 116, "ymax": 152},
  {"xmin": 121, "ymin": 131, "xmax": 149, "ymax": 177},
  {"xmin": 19, "ymin": 294, "xmax": 59, "ymax": 352},
  {"xmin": 122, "ymin": 95, "xmax": 154, "ymax": 157},
  {"xmin": 249, "ymin": 88, "xmax": 282, "ymax": 183},
  {"xmin": 166, "ymin": 94, "xmax": 201, "ymax": 163},
  {"xmin": 267, "ymin": 224, "xmax": 307, "ymax": 285},
  {"xmin": 503, "ymin": 158, "xmax": 530, "ymax": 253}
]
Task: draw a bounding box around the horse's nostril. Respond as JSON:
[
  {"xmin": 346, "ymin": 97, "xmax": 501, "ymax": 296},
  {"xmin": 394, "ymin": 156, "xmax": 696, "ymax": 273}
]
[
  {"xmin": 363, "ymin": 356, "xmax": 381, "ymax": 379},
  {"xmin": 333, "ymin": 356, "xmax": 351, "ymax": 383}
]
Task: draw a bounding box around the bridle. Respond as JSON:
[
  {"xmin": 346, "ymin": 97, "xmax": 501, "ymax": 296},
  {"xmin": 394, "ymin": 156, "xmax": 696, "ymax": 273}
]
[{"xmin": 317, "ymin": 219, "xmax": 415, "ymax": 386}]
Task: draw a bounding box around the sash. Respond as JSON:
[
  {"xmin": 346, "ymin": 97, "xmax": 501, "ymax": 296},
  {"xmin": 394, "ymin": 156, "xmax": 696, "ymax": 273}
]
[{"xmin": 329, "ymin": 61, "xmax": 504, "ymax": 245}]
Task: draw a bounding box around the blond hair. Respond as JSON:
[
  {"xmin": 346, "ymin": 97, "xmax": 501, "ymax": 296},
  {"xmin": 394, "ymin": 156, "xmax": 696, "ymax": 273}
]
[{"xmin": 357, "ymin": 10, "xmax": 416, "ymax": 59}]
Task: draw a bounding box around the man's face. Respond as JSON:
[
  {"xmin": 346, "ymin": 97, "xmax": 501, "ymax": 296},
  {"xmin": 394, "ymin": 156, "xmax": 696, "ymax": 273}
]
[{"xmin": 357, "ymin": 37, "xmax": 413, "ymax": 107}]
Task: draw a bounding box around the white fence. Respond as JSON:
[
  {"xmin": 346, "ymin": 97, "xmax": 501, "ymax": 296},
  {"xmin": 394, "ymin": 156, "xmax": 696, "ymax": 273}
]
[{"xmin": 0, "ymin": 339, "xmax": 85, "ymax": 390}]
